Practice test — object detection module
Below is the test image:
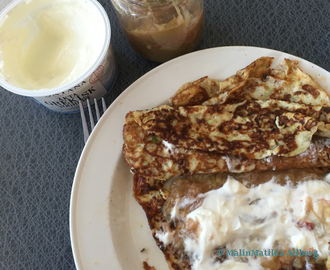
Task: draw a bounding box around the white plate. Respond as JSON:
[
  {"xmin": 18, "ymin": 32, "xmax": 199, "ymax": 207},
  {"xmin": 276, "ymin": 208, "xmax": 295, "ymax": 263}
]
[{"xmin": 69, "ymin": 46, "xmax": 330, "ymax": 270}]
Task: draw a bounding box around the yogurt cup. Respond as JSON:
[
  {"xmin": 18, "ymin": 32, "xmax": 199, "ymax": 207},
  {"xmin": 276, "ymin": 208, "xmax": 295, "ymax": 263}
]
[{"xmin": 0, "ymin": 0, "xmax": 117, "ymax": 113}]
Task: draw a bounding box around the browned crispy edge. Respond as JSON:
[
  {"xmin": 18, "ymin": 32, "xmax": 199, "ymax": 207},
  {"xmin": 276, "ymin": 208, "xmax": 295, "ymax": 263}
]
[
  {"xmin": 143, "ymin": 261, "xmax": 156, "ymax": 270},
  {"xmin": 133, "ymin": 174, "xmax": 192, "ymax": 270}
]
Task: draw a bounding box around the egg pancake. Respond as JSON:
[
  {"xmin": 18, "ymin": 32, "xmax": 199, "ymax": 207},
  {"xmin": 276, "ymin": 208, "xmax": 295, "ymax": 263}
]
[
  {"xmin": 133, "ymin": 168, "xmax": 330, "ymax": 270},
  {"xmin": 170, "ymin": 57, "xmax": 274, "ymax": 107},
  {"xmin": 123, "ymin": 111, "xmax": 330, "ymax": 180},
  {"xmin": 170, "ymin": 58, "xmax": 330, "ymax": 107},
  {"xmin": 131, "ymin": 100, "xmax": 330, "ymax": 159},
  {"xmin": 123, "ymin": 57, "xmax": 330, "ymax": 269}
]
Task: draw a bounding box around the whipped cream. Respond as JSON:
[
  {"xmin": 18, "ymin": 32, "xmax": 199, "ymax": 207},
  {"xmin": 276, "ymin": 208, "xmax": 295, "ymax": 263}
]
[
  {"xmin": 157, "ymin": 176, "xmax": 330, "ymax": 269},
  {"xmin": 0, "ymin": 0, "xmax": 105, "ymax": 90}
]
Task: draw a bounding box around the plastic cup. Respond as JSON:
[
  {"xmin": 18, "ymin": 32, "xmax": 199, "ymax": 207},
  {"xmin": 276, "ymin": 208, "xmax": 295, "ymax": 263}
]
[{"xmin": 0, "ymin": 0, "xmax": 117, "ymax": 113}]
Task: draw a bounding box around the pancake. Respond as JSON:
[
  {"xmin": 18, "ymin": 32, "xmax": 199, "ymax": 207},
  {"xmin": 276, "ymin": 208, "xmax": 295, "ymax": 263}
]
[
  {"xmin": 124, "ymin": 56, "xmax": 330, "ymax": 269},
  {"xmin": 170, "ymin": 58, "xmax": 330, "ymax": 107},
  {"xmin": 133, "ymin": 169, "xmax": 330, "ymax": 270},
  {"xmin": 131, "ymin": 100, "xmax": 330, "ymax": 159},
  {"xmin": 123, "ymin": 111, "xmax": 330, "ymax": 180},
  {"xmin": 170, "ymin": 57, "xmax": 274, "ymax": 107}
]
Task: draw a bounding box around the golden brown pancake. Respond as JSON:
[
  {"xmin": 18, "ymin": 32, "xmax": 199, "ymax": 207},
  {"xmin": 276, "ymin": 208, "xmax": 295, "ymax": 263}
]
[
  {"xmin": 124, "ymin": 57, "xmax": 330, "ymax": 269},
  {"xmin": 170, "ymin": 58, "xmax": 330, "ymax": 107},
  {"xmin": 133, "ymin": 169, "xmax": 330, "ymax": 270},
  {"xmin": 123, "ymin": 111, "xmax": 330, "ymax": 180},
  {"xmin": 131, "ymin": 100, "xmax": 330, "ymax": 159},
  {"xmin": 170, "ymin": 57, "xmax": 274, "ymax": 107}
]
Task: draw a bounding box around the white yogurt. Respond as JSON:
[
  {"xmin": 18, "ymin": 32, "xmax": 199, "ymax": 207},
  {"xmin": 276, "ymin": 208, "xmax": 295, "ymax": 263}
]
[{"xmin": 0, "ymin": 0, "xmax": 117, "ymax": 112}]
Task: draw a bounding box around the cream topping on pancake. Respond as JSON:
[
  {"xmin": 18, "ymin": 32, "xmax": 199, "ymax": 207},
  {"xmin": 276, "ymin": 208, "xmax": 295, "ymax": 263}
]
[{"xmin": 156, "ymin": 176, "xmax": 330, "ymax": 269}]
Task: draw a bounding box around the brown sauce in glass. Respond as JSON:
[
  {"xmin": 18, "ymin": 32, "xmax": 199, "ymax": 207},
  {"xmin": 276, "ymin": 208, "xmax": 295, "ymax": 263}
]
[{"xmin": 121, "ymin": 2, "xmax": 204, "ymax": 62}]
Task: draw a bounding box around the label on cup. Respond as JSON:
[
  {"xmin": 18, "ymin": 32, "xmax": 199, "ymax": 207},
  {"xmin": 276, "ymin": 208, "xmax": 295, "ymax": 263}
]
[{"xmin": 32, "ymin": 45, "xmax": 117, "ymax": 113}]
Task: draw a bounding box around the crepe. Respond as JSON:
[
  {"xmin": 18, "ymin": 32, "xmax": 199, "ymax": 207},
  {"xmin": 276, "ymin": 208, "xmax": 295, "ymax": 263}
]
[
  {"xmin": 133, "ymin": 169, "xmax": 330, "ymax": 270},
  {"xmin": 123, "ymin": 111, "xmax": 330, "ymax": 180},
  {"xmin": 170, "ymin": 57, "xmax": 330, "ymax": 107},
  {"xmin": 132, "ymin": 100, "xmax": 330, "ymax": 159},
  {"xmin": 123, "ymin": 57, "xmax": 330, "ymax": 269},
  {"xmin": 169, "ymin": 57, "xmax": 274, "ymax": 106},
  {"xmin": 123, "ymin": 57, "xmax": 330, "ymax": 180}
]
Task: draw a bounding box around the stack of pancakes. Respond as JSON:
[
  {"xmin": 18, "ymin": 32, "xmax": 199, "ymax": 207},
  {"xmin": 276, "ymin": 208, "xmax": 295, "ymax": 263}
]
[{"xmin": 122, "ymin": 57, "xmax": 330, "ymax": 270}]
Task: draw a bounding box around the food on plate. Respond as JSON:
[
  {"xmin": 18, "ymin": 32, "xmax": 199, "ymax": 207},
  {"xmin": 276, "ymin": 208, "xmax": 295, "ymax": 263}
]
[
  {"xmin": 122, "ymin": 57, "xmax": 330, "ymax": 269},
  {"xmin": 169, "ymin": 57, "xmax": 274, "ymax": 106},
  {"xmin": 132, "ymin": 100, "xmax": 330, "ymax": 159},
  {"xmin": 170, "ymin": 57, "xmax": 330, "ymax": 107},
  {"xmin": 143, "ymin": 261, "xmax": 156, "ymax": 270},
  {"xmin": 124, "ymin": 110, "xmax": 330, "ymax": 180},
  {"xmin": 133, "ymin": 169, "xmax": 330, "ymax": 270}
]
